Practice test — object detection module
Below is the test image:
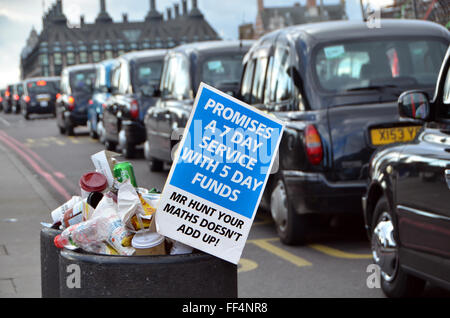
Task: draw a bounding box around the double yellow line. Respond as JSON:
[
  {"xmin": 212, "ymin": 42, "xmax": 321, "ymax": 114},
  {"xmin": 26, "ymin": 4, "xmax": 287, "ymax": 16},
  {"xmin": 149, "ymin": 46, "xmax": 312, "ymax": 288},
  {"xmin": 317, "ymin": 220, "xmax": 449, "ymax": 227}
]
[{"xmin": 243, "ymin": 237, "xmax": 371, "ymax": 270}]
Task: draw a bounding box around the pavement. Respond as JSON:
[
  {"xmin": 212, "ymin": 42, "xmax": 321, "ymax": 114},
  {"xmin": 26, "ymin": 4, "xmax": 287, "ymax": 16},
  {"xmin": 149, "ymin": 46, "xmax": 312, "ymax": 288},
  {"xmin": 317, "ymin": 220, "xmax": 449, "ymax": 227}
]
[{"xmin": 0, "ymin": 141, "xmax": 59, "ymax": 298}]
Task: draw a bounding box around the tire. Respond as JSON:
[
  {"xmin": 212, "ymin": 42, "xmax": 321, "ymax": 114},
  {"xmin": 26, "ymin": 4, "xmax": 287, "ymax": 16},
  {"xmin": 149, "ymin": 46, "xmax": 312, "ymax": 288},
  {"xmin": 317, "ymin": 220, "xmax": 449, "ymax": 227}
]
[
  {"xmin": 149, "ymin": 158, "xmax": 164, "ymax": 172},
  {"xmin": 64, "ymin": 119, "xmax": 74, "ymax": 136},
  {"xmin": 58, "ymin": 125, "xmax": 66, "ymax": 135},
  {"xmin": 371, "ymin": 196, "xmax": 425, "ymax": 298},
  {"xmin": 98, "ymin": 122, "xmax": 106, "ymax": 145},
  {"xmin": 270, "ymin": 177, "xmax": 312, "ymax": 245},
  {"xmin": 22, "ymin": 108, "xmax": 29, "ymax": 120},
  {"xmin": 119, "ymin": 129, "xmax": 134, "ymax": 159},
  {"xmin": 105, "ymin": 139, "xmax": 117, "ymax": 151},
  {"xmin": 122, "ymin": 144, "xmax": 135, "ymax": 159}
]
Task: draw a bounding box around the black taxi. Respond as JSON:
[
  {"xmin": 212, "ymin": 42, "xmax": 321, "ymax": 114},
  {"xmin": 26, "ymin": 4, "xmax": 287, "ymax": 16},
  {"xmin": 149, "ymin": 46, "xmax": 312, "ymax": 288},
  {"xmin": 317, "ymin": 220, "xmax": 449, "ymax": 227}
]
[
  {"xmin": 239, "ymin": 20, "xmax": 449, "ymax": 244},
  {"xmin": 362, "ymin": 45, "xmax": 450, "ymax": 297}
]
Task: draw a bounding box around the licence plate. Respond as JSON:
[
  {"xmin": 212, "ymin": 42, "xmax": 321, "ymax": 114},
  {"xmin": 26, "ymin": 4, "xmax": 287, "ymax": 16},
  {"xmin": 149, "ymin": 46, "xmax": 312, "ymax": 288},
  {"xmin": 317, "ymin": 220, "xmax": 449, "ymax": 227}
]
[
  {"xmin": 40, "ymin": 101, "xmax": 48, "ymax": 107},
  {"xmin": 370, "ymin": 126, "xmax": 421, "ymax": 146}
]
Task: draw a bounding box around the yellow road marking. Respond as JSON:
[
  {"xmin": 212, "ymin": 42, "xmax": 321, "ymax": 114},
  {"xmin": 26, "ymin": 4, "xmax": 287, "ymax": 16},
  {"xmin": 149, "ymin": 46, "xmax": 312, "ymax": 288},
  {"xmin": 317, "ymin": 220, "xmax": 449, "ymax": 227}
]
[
  {"xmin": 68, "ymin": 136, "xmax": 80, "ymax": 144},
  {"xmin": 238, "ymin": 258, "xmax": 258, "ymax": 273},
  {"xmin": 49, "ymin": 137, "xmax": 65, "ymax": 146},
  {"xmin": 252, "ymin": 214, "xmax": 273, "ymax": 226},
  {"xmin": 308, "ymin": 244, "xmax": 372, "ymax": 259},
  {"xmin": 248, "ymin": 238, "xmax": 312, "ymax": 267}
]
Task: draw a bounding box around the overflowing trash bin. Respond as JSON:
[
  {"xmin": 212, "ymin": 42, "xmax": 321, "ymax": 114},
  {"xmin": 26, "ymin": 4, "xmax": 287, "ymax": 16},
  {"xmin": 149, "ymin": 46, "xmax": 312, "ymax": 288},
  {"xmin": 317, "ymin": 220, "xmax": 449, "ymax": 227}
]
[{"xmin": 40, "ymin": 150, "xmax": 237, "ymax": 298}]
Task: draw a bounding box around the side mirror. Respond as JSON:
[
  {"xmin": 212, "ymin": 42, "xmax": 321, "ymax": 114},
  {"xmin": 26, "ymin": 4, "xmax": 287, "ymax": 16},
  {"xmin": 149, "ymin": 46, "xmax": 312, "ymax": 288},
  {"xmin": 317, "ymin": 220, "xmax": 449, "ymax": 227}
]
[{"xmin": 398, "ymin": 91, "xmax": 431, "ymax": 121}]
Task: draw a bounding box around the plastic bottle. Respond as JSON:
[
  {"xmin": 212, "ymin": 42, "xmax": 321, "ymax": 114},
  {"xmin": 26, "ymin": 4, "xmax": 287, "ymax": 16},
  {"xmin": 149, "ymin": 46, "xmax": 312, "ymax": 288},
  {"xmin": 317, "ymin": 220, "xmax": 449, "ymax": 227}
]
[
  {"xmin": 54, "ymin": 217, "xmax": 108, "ymax": 251},
  {"xmin": 54, "ymin": 214, "xmax": 135, "ymax": 256}
]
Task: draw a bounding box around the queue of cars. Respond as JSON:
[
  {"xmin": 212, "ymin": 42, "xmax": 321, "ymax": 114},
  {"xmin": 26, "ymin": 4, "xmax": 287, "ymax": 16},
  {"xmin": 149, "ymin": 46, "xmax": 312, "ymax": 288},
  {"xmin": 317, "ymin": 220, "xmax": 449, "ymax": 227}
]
[
  {"xmin": 1, "ymin": 19, "xmax": 449, "ymax": 297},
  {"xmin": 1, "ymin": 80, "xmax": 60, "ymax": 117}
]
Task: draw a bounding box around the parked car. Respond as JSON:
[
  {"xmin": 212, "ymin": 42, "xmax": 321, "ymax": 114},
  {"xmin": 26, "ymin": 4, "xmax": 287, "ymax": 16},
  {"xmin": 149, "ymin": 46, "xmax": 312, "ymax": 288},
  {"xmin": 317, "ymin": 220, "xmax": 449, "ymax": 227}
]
[
  {"xmin": 144, "ymin": 40, "xmax": 253, "ymax": 170},
  {"xmin": 239, "ymin": 20, "xmax": 450, "ymax": 245},
  {"xmin": 2, "ymin": 84, "xmax": 14, "ymax": 113},
  {"xmin": 88, "ymin": 59, "xmax": 119, "ymax": 140},
  {"xmin": 12, "ymin": 82, "xmax": 24, "ymax": 114},
  {"xmin": 102, "ymin": 50, "xmax": 166, "ymax": 157},
  {"xmin": 0, "ymin": 89, "xmax": 5, "ymax": 112},
  {"xmin": 56, "ymin": 64, "xmax": 96, "ymax": 135},
  {"xmin": 362, "ymin": 45, "xmax": 450, "ymax": 297},
  {"xmin": 20, "ymin": 77, "xmax": 60, "ymax": 120}
]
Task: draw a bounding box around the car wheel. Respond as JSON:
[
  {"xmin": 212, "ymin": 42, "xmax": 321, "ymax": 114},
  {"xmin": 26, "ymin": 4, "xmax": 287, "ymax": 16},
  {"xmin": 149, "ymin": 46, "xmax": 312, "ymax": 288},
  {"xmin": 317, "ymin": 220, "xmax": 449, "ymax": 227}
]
[
  {"xmin": 58, "ymin": 125, "xmax": 66, "ymax": 135},
  {"xmin": 119, "ymin": 129, "xmax": 134, "ymax": 158},
  {"xmin": 98, "ymin": 122, "xmax": 106, "ymax": 144},
  {"xmin": 105, "ymin": 139, "xmax": 116, "ymax": 151},
  {"xmin": 22, "ymin": 108, "xmax": 29, "ymax": 120},
  {"xmin": 371, "ymin": 196, "xmax": 425, "ymax": 298},
  {"xmin": 65, "ymin": 123, "xmax": 74, "ymax": 136},
  {"xmin": 122, "ymin": 144, "xmax": 135, "ymax": 159},
  {"xmin": 64, "ymin": 117, "xmax": 75, "ymax": 136},
  {"xmin": 149, "ymin": 158, "xmax": 164, "ymax": 172},
  {"xmin": 270, "ymin": 177, "xmax": 311, "ymax": 245}
]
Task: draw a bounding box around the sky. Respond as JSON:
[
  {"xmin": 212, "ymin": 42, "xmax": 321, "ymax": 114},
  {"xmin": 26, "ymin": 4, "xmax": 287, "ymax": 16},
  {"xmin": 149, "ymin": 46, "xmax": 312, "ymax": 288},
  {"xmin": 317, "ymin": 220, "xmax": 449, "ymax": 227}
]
[{"xmin": 0, "ymin": 0, "xmax": 373, "ymax": 88}]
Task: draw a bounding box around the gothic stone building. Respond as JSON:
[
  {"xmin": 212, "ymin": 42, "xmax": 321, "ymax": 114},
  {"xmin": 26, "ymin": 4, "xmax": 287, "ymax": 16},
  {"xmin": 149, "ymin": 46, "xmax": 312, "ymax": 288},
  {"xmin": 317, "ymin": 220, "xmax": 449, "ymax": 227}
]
[
  {"xmin": 20, "ymin": 0, "xmax": 220, "ymax": 79},
  {"xmin": 240, "ymin": 0, "xmax": 347, "ymax": 40}
]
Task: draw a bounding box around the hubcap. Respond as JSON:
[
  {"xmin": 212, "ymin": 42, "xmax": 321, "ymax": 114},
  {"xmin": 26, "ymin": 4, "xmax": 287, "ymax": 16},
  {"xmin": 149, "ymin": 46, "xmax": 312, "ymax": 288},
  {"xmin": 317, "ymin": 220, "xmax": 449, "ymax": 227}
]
[
  {"xmin": 371, "ymin": 212, "xmax": 398, "ymax": 282},
  {"xmin": 98, "ymin": 122, "xmax": 105, "ymax": 143},
  {"xmin": 87, "ymin": 120, "xmax": 93, "ymax": 135},
  {"xmin": 144, "ymin": 141, "xmax": 151, "ymax": 160},
  {"xmin": 119, "ymin": 129, "xmax": 126, "ymax": 149},
  {"xmin": 270, "ymin": 180, "xmax": 288, "ymax": 233}
]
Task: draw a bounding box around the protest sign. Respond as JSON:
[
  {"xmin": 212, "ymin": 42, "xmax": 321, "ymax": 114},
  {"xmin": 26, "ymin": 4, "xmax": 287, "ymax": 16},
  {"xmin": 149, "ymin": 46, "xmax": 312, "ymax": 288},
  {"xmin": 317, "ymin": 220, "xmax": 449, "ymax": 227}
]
[{"xmin": 155, "ymin": 83, "xmax": 284, "ymax": 264}]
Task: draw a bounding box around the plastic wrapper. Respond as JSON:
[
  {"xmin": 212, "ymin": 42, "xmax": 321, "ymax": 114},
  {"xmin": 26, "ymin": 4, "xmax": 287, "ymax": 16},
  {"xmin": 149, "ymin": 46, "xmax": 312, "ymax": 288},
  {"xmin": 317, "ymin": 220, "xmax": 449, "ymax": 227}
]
[
  {"xmin": 90, "ymin": 195, "xmax": 119, "ymax": 220},
  {"xmin": 55, "ymin": 214, "xmax": 135, "ymax": 256},
  {"xmin": 100, "ymin": 215, "xmax": 135, "ymax": 256},
  {"xmin": 117, "ymin": 180, "xmax": 151, "ymax": 232},
  {"xmin": 54, "ymin": 217, "xmax": 109, "ymax": 251}
]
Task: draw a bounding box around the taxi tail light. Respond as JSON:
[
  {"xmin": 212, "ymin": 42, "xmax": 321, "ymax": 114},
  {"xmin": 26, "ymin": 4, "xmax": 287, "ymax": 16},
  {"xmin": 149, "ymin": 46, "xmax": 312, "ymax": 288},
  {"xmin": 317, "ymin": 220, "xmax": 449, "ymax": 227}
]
[
  {"xmin": 305, "ymin": 124, "xmax": 323, "ymax": 166},
  {"xmin": 68, "ymin": 96, "xmax": 75, "ymax": 111},
  {"xmin": 130, "ymin": 100, "xmax": 139, "ymax": 119}
]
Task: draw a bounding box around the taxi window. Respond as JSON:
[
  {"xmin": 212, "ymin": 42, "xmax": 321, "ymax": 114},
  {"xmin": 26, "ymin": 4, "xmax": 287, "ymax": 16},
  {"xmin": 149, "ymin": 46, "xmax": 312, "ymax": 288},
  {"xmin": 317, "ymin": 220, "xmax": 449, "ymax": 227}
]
[
  {"xmin": 314, "ymin": 39, "xmax": 447, "ymax": 92},
  {"xmin": 27, "ymin": 80, "xmax": 59, "ymax": 95},
  {"xmin": 161, "ymin": 54, "xmax": 191, "ymax": 100}
]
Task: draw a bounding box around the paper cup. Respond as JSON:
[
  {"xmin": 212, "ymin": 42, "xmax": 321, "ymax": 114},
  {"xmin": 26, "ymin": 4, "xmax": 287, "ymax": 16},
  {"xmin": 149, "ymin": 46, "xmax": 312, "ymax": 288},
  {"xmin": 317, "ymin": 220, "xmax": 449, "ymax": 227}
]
[{"xmin": 131, "ymin": 231, "xmax": 166, "ymax": 256}]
